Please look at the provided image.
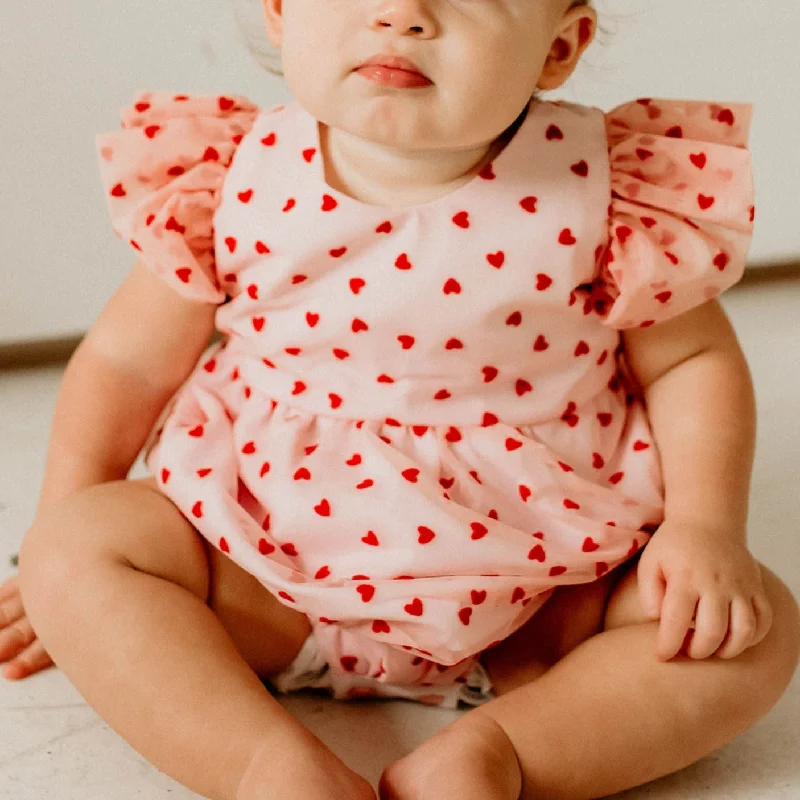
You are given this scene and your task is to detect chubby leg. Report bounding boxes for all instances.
[380,557,800,800]
[19,477,376,800]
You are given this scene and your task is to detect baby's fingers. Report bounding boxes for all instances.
[0,573,21,601]
[715,596,761,660]
[3,636,54,680]
[656,585,698,661]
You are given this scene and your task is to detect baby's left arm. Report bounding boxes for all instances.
[622,296,755,541]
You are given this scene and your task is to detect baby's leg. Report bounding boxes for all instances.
[18,478,375,800]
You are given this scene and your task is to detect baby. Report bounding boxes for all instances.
[3,0,800,798]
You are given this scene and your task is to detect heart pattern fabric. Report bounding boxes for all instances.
[93,91,754,705]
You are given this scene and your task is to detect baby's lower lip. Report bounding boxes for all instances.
[354,65,433,89]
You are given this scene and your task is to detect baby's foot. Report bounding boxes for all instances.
[378,711,522,800]
[237,727,377,800]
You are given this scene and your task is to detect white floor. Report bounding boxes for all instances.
[1,278,799,799]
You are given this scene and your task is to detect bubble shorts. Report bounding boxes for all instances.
[266,629,497,710]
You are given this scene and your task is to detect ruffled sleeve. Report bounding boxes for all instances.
[591,98,755,329]
[95,90,260,303]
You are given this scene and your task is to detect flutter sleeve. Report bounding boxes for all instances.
[95,90,260,303]
[591,98,755,329]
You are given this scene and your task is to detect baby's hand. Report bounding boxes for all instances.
[0,574,54,679]
[636,519,773,662]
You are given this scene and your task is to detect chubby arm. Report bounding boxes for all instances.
[621,298,756,543]
[34,259,217,516]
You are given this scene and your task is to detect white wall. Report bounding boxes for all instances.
[2,0,797,344]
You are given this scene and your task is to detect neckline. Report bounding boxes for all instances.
[298,99,540,213]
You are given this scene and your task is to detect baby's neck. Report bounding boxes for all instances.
[317,107,526,208]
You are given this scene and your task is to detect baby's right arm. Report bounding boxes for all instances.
[34,258,217,517]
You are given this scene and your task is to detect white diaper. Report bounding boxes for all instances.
[267,631,497,710]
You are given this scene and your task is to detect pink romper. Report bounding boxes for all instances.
[95,91,755,709]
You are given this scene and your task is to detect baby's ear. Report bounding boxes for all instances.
[261,0,283,48]
[537,6,596,91]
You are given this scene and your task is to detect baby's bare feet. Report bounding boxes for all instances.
[378,711,522,800]
[237,726,377,800]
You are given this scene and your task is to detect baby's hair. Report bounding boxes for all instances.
[231,0,599,80]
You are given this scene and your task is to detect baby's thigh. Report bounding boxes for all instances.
[129,476,313,680]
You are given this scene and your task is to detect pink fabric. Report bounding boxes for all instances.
[95,91,754,705]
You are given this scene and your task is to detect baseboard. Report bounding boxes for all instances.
[1,260,797,371]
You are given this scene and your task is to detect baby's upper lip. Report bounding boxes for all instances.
[357,53,428,78]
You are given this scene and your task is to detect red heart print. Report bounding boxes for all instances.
[329,246,347,258]
[302,147,316,162]
[247,284,259,300]
[357,584,375,602]
[564,498,581,510]
[690,152,707,170]
[445,427,462,442]
[340,656,358,672]
[518,484,531,502]
[571,160,589,177]
[717,108,735,125]
[482,366,498,382]
[582,537,600,552]
[376,220,392,233]
[188,425,204,437]
[283,198,295,212]
[520,196,538,213]
[478,162,495,180]
[315,565,331,579]
[161,468,171,483]
[482,412,498,426]
[445,338,463,349]
[506,311,522,327]
[352,318,368,333]
[597,412,613,427]
[470,590,487,605]
[633,440,650,451]
[191,501,203,518]
[487,251,505,268]
[536,273,553,291]
[470,522,488,540]
[238,189,253,203]
[372,619,391,633]
[398,335,415,349]
[697,194,715,210]
[434,389,451,400]
[305,312,319,327]
[443,278,461,294]
[533,333,550,353]
[321,194,337,211]
[280,543,298,556]
[609,472,624,484]
[241,441,256,455]
[418,526,436,544]
[143,125,161,139]
[404,598,424,616]
[592,453,605,469]
[395,253,412,270]
[402,468,420,483]
[511,587,526,603]
[616,225,633,245]
[452,211,470,228]
[329,393,342,409]
[356,479,373,489]
[292,381,306,395]
[258,538,275,555]
[458,607,473,626]
[549,566,567,576]
[314,499,331,516]
[714,252,730,270]
[362,531,379,546]
[203,146,220,162]
[439,476,455,489]
[252,317,265,332]
[346,454,362,466]
[546,124,564,141]
[655,291,672,304]
[559,228,577,246]
[574,340,590,356]
[377,374,395,383]
[175,268,192,283]
[505,438,522,451]
[515,379,533,396]
[528,544,545,562]
[218,535,228,551]
[350,277,366,294]
[261,132,276,146]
